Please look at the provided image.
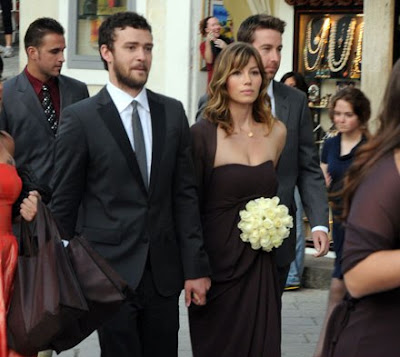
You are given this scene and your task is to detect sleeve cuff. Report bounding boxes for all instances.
[311,225,329,234]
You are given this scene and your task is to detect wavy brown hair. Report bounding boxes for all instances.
[203,42,274,135]
[341,59,400,219]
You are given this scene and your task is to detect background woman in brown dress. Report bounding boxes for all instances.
[322,58,400,357]
[189,42,287,357]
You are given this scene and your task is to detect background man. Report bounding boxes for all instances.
[50,12,211,357]
[0,17,89,190]
[237,14,329,292]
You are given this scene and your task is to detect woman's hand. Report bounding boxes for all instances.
[214,38,228,49]
[206,31,215,42]
[20,190,41,222]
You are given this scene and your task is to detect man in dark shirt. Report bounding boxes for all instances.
[0,17,89,190]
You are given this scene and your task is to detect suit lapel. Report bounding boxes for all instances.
[147,90,166,197]
[273,81,289,126]
[17,72,54,136]
[97,88,147,194]
[58,75,71,110]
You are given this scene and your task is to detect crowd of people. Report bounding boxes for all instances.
[0,8,399,357]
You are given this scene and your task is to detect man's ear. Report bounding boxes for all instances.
[100,44,113,65]
[26,46,39,61]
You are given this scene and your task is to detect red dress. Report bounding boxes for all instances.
[0,164,32,357]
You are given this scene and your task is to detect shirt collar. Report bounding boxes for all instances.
[267,80,274,100]
[24,66,58,95]
[106,81,150,114]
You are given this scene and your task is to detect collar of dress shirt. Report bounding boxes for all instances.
[267,80,276,117]
[24,66,58,96]
[106,81,150,115]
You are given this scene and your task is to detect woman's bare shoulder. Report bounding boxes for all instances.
[271,119,287,139]
[0,130,15,156]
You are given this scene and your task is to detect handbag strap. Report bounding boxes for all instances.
[36,201,63,248]
[20,201,62,252]
[18,219,37,257]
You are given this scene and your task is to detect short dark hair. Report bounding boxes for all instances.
[98,11,152,70]
[237,14,286,44]
[329,87,371,126]
[24,17,64,50]
[280,71,309,95]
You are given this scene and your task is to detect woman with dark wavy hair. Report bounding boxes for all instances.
[322,59,400,357]
[199,16,233,85]
[189,42,286,357]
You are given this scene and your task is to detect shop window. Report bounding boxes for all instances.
[68,0,135,69]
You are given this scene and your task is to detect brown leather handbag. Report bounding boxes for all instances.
[7,202,130,354]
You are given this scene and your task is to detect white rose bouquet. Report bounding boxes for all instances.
[238,196,293,252]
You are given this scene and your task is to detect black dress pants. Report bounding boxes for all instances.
[98,265,180,357]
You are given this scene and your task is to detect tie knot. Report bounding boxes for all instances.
[132,100,138,110]
[42,84,50,92]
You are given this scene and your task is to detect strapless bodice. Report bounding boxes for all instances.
[0,164,22,234]
[204,160,278,212]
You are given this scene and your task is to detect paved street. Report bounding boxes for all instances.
[56,288,329,357]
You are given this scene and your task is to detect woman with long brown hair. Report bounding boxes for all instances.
[322,59,400,357]
[189,42,286,357]
[314,87,371,357]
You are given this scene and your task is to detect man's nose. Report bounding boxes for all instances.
[59,51,65,63]
[136,47,146,61]
[270,50,280,62]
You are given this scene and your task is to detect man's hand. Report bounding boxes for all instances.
[184,277,211,307]
[20,190,40,221]
[312,230,329,257]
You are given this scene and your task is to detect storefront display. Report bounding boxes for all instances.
[292,6,363,149]
[296,12,364,80]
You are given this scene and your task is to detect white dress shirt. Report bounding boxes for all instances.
[268,80,328,234]
[106,82,153,184]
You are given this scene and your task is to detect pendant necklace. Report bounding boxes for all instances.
[239,125,255,138]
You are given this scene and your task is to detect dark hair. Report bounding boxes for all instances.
[329,87,371,129]
[98,11,152,70]
[24,17,64,50]
[237,14,286,43]
[341,59,400,219]
[204,42,274,135]
[199,16,214,37]
[280,71,308,95]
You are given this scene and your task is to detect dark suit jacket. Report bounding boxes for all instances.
[50,87,211,296]
[273,80,328,267]
[195,81,328,267]
[0,71,89,187]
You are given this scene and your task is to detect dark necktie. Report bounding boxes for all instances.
[41,84,58,134]
[132,101,148,187]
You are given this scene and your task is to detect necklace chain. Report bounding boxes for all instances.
[304,17,331,72]
[328,17,356,73]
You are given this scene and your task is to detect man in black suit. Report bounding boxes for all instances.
[50,12,211,357]
[237,15,329,292]
[0,17,89,189]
